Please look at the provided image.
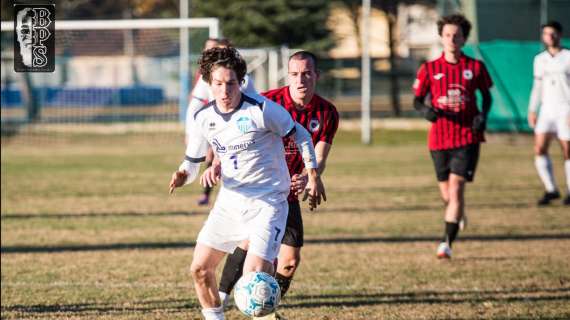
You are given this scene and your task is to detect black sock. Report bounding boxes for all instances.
[275,273,293,297]
[443,222,459,248]
[219,247,247,294]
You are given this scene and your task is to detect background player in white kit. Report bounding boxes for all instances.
[169,47,325,320]
[528,21,570,206]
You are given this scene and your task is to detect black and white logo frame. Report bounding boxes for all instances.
[14,3,55,72]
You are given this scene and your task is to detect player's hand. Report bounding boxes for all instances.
[169,170,188,194]
[528,112,537,129]
[290,173,308,197]
[424,107,440,122]
[472,114,487,133]
[200,162,221,188]
[302,170,326,211]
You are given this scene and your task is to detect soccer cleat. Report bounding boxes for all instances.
[459,215,467,231]
[197,194,210,206]
[537,191,560,206]
[564,195,570,206]
[436,242,452,259]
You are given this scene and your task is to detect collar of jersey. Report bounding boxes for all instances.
[439,51,466,66]
[212,93,246,122]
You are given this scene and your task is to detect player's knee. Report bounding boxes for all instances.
[440,193,450,204]
[534,144,548,155]
[190,262,213,283]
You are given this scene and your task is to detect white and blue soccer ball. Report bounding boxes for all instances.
[234,271,281,317]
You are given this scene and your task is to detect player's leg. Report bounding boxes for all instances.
[443,173,466,244]
[243,200,288,274]
[534,121,560,204]
[218,241,249,305]
[558,138,570,204]
[438,144,479,258]
[198,147,215,206]
[556,114,570,205]
[274,200,303,296]
[431,149,453,258]
[190,243,227,319]
[438,181,450,204]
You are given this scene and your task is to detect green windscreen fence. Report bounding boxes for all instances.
[463,39,570,132]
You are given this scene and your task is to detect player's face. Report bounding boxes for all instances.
[441,24,465,53]
[288,58,319,105]
[542,27,560,48]
[210,66,242,110]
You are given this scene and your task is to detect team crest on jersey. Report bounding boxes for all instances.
[309,118,320,132]
[434,73,445,80]
[209,122,216,130]
[463,70,473,80]
[236,116,253,133]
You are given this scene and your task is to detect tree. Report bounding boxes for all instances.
[191,0,334,52]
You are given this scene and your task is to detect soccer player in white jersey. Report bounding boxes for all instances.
[169,47,325,320]
[528,21,570,206]
[186,38,257,206]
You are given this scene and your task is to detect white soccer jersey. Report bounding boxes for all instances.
[185,93,296,203]
[186,74,257,136]
[528,48,570,115]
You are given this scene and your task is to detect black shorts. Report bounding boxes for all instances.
[281,200,304,247]
[430,143,480,182]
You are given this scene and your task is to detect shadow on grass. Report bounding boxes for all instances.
[0,200,538,221]
[1,210,209,220]
[3,287,568,317]
[282,286,570,310]
[1,299,198,315]
[2,234,570,254]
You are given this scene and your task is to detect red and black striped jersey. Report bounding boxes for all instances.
[413,52,493,150]
[262,86,339,202]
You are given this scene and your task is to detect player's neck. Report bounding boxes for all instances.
[546,45,561,56]
[291,95,313,110]
[443,50,461,64]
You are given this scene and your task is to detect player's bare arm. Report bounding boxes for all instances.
[303,168,326,211]
[291,141,332,196]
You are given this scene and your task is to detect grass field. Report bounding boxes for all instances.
[1,129,569,319]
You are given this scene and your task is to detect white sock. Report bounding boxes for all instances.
[201,306,224,320]
[564,160,570,195]
[535,155,557,192]
[219,291,229,307]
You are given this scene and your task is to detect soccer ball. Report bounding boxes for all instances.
[234,271,281,317]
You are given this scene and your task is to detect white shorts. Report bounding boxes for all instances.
[535,109,570,141]
[196,195,288,262]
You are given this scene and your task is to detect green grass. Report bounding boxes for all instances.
[2,129,570,319]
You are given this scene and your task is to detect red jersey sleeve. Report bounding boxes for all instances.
[318,107,339,144]
[476,61,493,91]
[413,63,430,97]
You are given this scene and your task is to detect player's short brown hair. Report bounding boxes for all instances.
[289,50,319,72]
[198,47,247,84]
[437,14,472,40]
[542,21,563,34]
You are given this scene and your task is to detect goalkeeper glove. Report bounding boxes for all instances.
[472,114,487,132]
[423,107,439,123]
